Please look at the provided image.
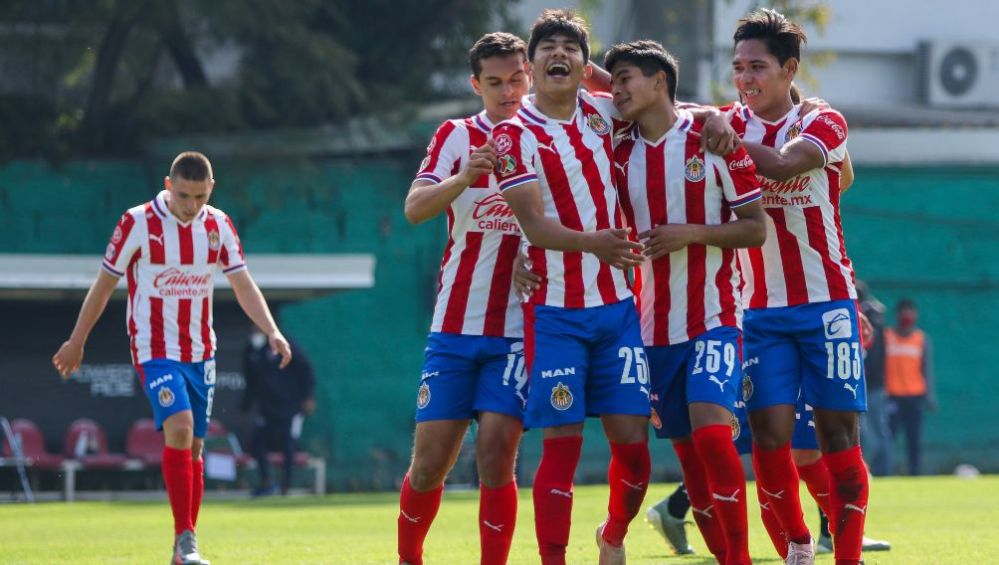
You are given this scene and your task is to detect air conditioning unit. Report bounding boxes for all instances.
[918,40,999,108]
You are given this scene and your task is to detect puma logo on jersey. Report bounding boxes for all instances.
[620,479,645,491]
[400,510,421,523]
[482,520,504,532]
[149,234,164,246]
[537,141,558,154]
[760,487,784,500]
[712,489,741,503]
[549,488,572,498]
[614,161,628,175]
[843,382,859,399]
[708,375,729,393]
[692,505,714,518]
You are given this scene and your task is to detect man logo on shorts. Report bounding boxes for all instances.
[550,382,573,411]
[158,387,175,408]
[822,308,853,340]
[742,375,754,402]
[417,382,431,409]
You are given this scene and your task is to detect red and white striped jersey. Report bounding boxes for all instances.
[101,191,245,365]
[492,91,632,309]
[413,111,523,337]
[615,113,762,346]
[728,102,856,309]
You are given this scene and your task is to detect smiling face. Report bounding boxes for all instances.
[531,33,589,100]
[611,61,665,122]
[471,53,530,122]
[732,38,796,118]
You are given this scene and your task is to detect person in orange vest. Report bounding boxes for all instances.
[885,298,937,475]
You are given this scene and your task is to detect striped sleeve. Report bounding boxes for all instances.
[218,212,247,275]
[101,211,142,277]
[717,145,762,207]
[492,121,538,192]
[800,109,848,166]
[413,120,466,185]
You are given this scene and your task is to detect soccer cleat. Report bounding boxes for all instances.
[784,538,815,565]
[644,503,694,554]
[172,530,210,565]
[815,534,833,554]
[595,522,627,565]
[862,535,891,551]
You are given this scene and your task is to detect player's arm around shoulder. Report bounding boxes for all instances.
[404,120,490,225]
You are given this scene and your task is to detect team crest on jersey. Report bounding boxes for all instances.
[494,133,513,155]
[417,382,431,409]
[550,382,573,411]
[497,154,517,177]
[207,230,221,251]
[111,226,123,244]
[426,136,437,155]
[785,122,802,142]
[731,415,741,440]
[684,155,706,182]
[105,243,116,261]
[157,387,175,408]
[418,155,431,172]
[742,375,754,402]
[586,113,610,135]
[650,407,663,430]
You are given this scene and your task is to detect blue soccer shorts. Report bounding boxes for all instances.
[523,298,650,429]
[414,333,527,423]
[647,326,743,440]
[137,358,216,438]
[732,392,819,454]
[742,299,867,413]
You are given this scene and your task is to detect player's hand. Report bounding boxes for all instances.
[701,113,740,155]
[585,228,644,270]
[302,397,317,415]
[269,332,292,369]
[859,311,874,347]
[513,251,543,302]
[461,140,498,185]
[639,224,700,260]
[799,96,830,116]
[53,339,85,380]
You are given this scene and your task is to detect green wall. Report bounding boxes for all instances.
[1,160,996,489]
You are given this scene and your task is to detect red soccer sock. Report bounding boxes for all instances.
[693,425,750,565]
[191,457,204,528]
[397,474,444,565]
[162,446,194,535]
[533,436,583,565]
[796,458,834,534]
[479,481,518,565]
[752,443,810,545]
[823,446,869,565]
[673,440,728,563]
[755,479,789,559]
[602,441,651,546]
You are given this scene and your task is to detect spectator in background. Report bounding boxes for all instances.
[885,298,936,475]
[857,280,893,476]
[242,328,316,495]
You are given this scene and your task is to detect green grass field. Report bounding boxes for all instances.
[1,476,995,564]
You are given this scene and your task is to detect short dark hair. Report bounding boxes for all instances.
[604,40,680,102]
[733,8,807,66]
[169,151,213,181]
[528,8,589,63]
[897,298,917,312]
[469,32,528,78]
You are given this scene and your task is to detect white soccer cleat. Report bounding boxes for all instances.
[172,530,209,565]
[644,503,694,554]
[595,522,627,565]
[862,535,891,551]
[784,537,815,565]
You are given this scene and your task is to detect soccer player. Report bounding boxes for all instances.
[727,9,869,564]
[605,40,767,565]
[492,9,652,565]
[52,151,291,565]
[397,32,530,565]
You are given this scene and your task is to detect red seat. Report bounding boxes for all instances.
[3,419,64,469]
[205,420,252,466]
[63,418,128,469]
[125,419,164,466]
